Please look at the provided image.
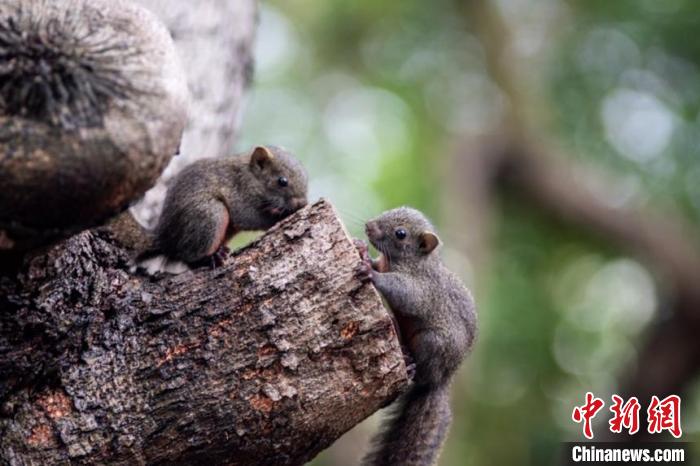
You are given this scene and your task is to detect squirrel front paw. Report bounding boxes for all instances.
[353,238,374,283]
[354,260,374,283]
[353,238,370,261]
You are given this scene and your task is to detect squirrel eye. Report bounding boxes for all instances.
[395,228,407,240]
[277,176,289,187]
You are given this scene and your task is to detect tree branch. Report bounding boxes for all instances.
[0,200,408,465]
[495,140,700,304]
[0,0,188,252]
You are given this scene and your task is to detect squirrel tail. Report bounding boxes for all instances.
[362,383,452,466]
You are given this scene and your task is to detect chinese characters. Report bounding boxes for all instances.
[571,393,681,439]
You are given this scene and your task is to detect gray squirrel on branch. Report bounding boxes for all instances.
[107,145,308,274]
[356,207,477,466]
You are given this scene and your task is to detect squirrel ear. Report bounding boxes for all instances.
[250,146,274,170]
[418,231,440,254]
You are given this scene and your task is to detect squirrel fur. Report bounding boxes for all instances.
[106,145,308,274]
[356,207,477,466]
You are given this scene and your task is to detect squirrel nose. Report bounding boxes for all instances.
[291,197,307,210]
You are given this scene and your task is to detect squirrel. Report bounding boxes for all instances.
[354,207,477,466]
[106,145,308,274]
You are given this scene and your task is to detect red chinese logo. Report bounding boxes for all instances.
[647,395,682,438]
[572,393,682,439]
[572,392,605,439]
[609,395,640,435]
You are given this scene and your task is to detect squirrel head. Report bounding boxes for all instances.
[248,145,308,225]
[365,207,440,264]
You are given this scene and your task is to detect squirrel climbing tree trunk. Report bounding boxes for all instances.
[0,200,409,465]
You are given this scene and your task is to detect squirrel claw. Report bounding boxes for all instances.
[354,239,375,281]
[401,351,416,380]
[211,246,231,268]
[355,261,373,283]
[353,238,370,261]
[353,238,367,250]
[405,361,417,381]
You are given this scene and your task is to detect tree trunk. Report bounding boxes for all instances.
[0,0,258,249]
[0,199,408,465]
[130,0,258,227]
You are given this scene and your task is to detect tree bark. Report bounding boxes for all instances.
[0,0,258,250]
[0,199,408,465]
[0,0,188,252]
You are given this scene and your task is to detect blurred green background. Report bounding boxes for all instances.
[236,0,700,464]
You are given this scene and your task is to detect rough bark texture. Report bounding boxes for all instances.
[0,0,188,251]
[0,0,258,249]
[0,199,408,465]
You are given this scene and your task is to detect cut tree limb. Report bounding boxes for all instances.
[0,199,408,465]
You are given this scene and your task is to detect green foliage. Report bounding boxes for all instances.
[239,0,700,464]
